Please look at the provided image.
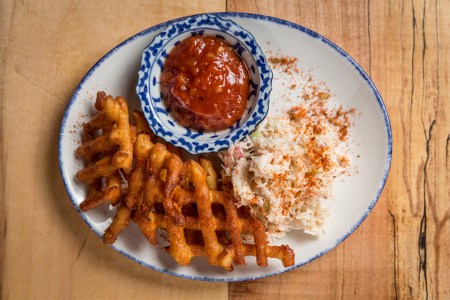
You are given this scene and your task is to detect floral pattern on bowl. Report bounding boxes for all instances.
[136,14,272,154]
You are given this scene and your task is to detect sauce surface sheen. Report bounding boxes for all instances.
[161,36,249,131]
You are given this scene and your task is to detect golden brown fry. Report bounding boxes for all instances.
[124,133,153,209]
[78,91,133,174]
[132,110,183,157]
[77,122,123,212]
[199,157,218,190]
[79,171,122,211]
[221,192,245,266]
[141,143,185,227]
[132,110,155,136]
[102,133,154,244]
[103,204,131,244]
[76,91,133,224]
[188,160,224,266]
[76,92,295,271]
[134,153,295,271]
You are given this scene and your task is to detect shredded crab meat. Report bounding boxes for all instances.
[220,103,353,242]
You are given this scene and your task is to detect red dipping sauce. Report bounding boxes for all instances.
[161,36,249,131]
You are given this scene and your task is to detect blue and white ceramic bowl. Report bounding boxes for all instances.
[136,14,272,154]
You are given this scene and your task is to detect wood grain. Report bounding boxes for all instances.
[0,1,227,299]
[1,0,448,299]
[227,0,449,299]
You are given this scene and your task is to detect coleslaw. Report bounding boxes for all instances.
[220,102,353,241]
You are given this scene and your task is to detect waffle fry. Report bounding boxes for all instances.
[76,91,135,211]
[103,133,152,244]
[132,110,182,157]
[77,129,123,212]
[132,139,295,271]
[76,91,134,177]
[75,92,295,271]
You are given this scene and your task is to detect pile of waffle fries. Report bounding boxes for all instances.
[75,91,294,271]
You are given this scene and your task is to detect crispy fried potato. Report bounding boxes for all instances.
[76,92,135,212]
[133,145,295,271]
[76,92,133,173]
[76,92,295,270]
[132,110,183,157]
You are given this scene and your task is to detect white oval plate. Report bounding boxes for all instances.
[59,13,392,282]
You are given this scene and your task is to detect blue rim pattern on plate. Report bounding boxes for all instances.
[59,12,392,282]
[136,14,272,154]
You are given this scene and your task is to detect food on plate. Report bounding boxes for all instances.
[75,92,295,270]
[131,109,183,157]
[221,82,355,241]
[161,35,249,131]
[76,91,135,212]
[132,139,294,270]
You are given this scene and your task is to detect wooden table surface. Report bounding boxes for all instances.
[1,0,448,299]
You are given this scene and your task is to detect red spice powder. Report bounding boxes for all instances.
[267,55,299,74]
[263,52,356,209]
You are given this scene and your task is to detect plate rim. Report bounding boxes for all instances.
[58,11,393,282]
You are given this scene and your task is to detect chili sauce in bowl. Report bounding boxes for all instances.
[137,14,272,154]
[161,35,250,131]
